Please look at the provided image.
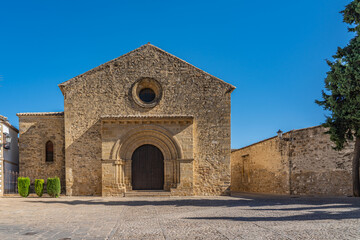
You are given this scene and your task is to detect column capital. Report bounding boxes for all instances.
[177,158,194,163]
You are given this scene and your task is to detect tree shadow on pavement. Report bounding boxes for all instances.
[24,195,360,221]
[186,208,360,222]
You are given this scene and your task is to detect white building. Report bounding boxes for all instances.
[0,115,19,195]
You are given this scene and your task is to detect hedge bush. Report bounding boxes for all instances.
[35,179,44,197]
[18,177,30,197]
[47,177,61,197]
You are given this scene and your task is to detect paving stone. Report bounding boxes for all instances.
[1,195,360,239]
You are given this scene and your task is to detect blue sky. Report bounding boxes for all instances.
[0,0,353,149]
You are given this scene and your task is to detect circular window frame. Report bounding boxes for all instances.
[132,78,162,108]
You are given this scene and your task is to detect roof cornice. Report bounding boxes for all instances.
[16,112,64,117]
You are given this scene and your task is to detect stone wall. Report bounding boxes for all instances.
[289,126,353,195]
[59,44,234,196]
[231,137,289,194]
[231,126,353,196]
[17,113,65,191]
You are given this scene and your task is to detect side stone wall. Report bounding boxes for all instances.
[289,126,353,195]
[18,114,65,191]
[231,137,289,194]
[231,126,353,196]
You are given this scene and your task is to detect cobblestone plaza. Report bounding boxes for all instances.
[1,195,360,239]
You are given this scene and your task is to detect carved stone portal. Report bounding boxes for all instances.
[101,116,194,196]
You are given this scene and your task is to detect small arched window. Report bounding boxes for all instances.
[46,141,54,162]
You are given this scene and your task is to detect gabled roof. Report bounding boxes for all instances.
[0,115,19,133]
[58,43,235,94]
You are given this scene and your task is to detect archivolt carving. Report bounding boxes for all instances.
[111,125,183,161]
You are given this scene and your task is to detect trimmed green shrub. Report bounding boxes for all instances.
[18,177,30,197]
[35,179,44,197]
[47,177,61,198]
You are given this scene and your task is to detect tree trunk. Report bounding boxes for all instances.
[353,137,360,197]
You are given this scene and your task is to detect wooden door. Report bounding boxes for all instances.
[131,144,164,190]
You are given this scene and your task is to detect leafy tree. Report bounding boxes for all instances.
[316,0,360,196]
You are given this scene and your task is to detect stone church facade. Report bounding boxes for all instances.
[17,44,235,196]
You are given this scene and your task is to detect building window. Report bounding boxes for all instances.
[139,88,156,103]
[132,78,162,108]
[3,133,11,150]
[46,141,54,162]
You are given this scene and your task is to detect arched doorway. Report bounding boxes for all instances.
[131,144,164,190]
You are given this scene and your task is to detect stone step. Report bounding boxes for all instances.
[124,190,171,197]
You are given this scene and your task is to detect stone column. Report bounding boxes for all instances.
[114,160,125,187]
[101,159,126,197]
[173,159,178,187]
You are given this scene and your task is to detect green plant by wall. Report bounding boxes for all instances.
[47,177,61,198]
[17,177,30,197]
[35,179,44,197]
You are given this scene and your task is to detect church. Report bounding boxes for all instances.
[17,44,235,196]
